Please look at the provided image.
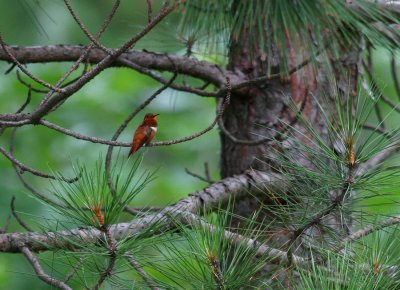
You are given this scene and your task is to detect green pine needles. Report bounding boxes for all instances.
[180,0,400,72]
[48,155,154,229]
[263,86,400,288]
[146,206,272,289]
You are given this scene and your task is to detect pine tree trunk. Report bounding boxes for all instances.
[220,2,361,285]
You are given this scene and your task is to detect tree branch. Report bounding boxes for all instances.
[339,215,400,248]
[0,170,280,253]
[0,1,180,124]
[11,196,33,232]
[126,255,160,290]
[19,244,72,290]
[0,45,230,90]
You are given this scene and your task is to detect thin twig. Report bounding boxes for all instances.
[218,89,308,145]
[15,83,32,113]
[391,52,400,101]
[63,0,116,54]
[149,76,231,147]
[0,32,65,93]
[337,215,400,251]
[365,45,385,129]
[357,139,400,177]
[9,128,65,207]
[362,123,391,138]
[19,244,72,290]
[218,118,270,145]
[93,226,117,290]
[0,145,78,182]
[118,56,216,97]
[185,168,213,183]
[42,75,227,154]
[362,59,400,114]
[204,162,212,182]
[126,255,159,290]
[0,215,11,234]
[39,0,120,107]
[11,196,33,232]
[63,258,83,283]
[146,0,153,23]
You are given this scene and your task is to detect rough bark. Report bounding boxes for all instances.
[221,0,362,262]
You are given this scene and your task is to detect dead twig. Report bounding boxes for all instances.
[19,243,72,290]
[11,196,33,232]
[126,255,159,290]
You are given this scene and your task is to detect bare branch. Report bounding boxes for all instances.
[38,74,226,150]
[0,45,229,92]
[11,196,33,232]
[0,215,11,234]
[218,117,270,145]
[126,255,159,290]
[357,140,400,177]
[39,119,131,146]
[38,0,120,107]
[146,0,154,23]
[0,33,65,93]
[148,76,231,147]
[365,43,385,129]
[391,52,400,100]
[19,244,72,290]
[337,215,400,251]
[0,145,78,182]
[63,258,83,283]
[362,59,400,114]
[9,128,65,207]
[63,0,117,54]
[362,123,388,136]
[185,168,213,184]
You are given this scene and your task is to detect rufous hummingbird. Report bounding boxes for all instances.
[128,113,159,156]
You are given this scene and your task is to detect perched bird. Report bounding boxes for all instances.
[128,113,159,156]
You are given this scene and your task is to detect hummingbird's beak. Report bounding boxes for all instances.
[154,114,160,117]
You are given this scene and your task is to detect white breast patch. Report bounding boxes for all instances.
[150,126,157,132]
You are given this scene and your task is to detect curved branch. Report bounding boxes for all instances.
[0,45,230,90]
[0,145,78,182]
[11,196,33,232]
[126,255,159,290]
[0,33,65,93]
[19,244,72,290]
[148,77,231,147]
[337,215,400,251]
[38,76,230,151]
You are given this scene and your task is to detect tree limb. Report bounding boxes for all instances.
[0,45,231,88]
[19,244,72,290]
[0,170,280,253]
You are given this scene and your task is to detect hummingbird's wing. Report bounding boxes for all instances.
[139,126,154,147]
[129,126,155,156]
